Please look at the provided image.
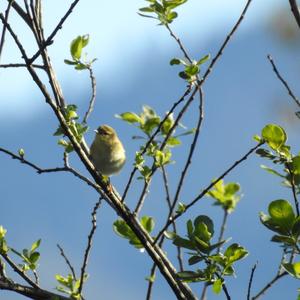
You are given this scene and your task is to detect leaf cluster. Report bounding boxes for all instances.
[54,104,89,153]
[165,215,248,293]
[116,105,195,181]
[206,180,241,213]
[113,216,155,249]
[170,54,210,83]
[10,239,41,272]
[64,35,96,70]
[139,0,188,25]
[55,273,87,299]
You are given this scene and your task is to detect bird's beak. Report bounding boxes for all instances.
[94,129,98,133]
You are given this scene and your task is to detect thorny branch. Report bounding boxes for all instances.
[83,65,97,124]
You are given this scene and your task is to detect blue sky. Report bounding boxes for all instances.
[1,1,300,300]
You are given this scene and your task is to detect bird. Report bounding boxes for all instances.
[90,125,126,176]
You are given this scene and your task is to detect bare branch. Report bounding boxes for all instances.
[78,198,102,296]
[286,162,300,216]
[57,244,77,281]
[83,65,97,124]
[165,23,192,63]
[29,0,81,63]
[0,278,70,300]
[0,63,45,69]
[0,1,13,62]
[251,271,287,300]
[247,262,258,300]
[289,0,300,29]
[267,54,300,108]
[200,0,253,86]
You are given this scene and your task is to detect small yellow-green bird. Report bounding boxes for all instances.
[90,125,126,176]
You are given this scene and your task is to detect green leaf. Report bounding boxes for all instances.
[166,136,181,146]
[177,271,202,280]
[70,36,83,60]
[173,236,195,250]
[212,279,222,294]
[224,243,248,263]
[187,219,194,238]
[197,54,210,65]
[170,58,181,65]
[142,117,161,135]
[53,126,65,136]
[161,113,174,135]
[260,212,289,235]
[31,239,41,252]
[113,219,133,239]
[194,215,214,238]
[18,148,25,157]
[0,226,7,239]
[282,262,300,279]
[194,222,211,243]
[268,199,295,231]
[291,156,300,175]
[116,112,142,124]
[261,124,287,151]
[194,236,210,253]
[253,134,262,142]
[260,165,285,178]
[176,202,186,214]
[185,64,199,76]
[75,63,88,70]
[188,255,203,265]
[164,231,176,239]
[271,235,295,245]
[64,59,77,65]
[140,216,155,234]
[292,217,300,237]
[29,252,40,266]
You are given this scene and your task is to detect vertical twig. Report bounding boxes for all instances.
[247,262,258,300]
[286,163,300,216]
[78,198,102,296]
[83,65,97,124]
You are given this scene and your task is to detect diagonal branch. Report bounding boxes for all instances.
[267,54,300,108]
[289,0,300,29]
[155,141,264,243]
[0,13,196,299]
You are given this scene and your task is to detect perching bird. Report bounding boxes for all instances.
[90,125,126,176]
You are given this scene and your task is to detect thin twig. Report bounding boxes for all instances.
[134,86,198,214]
[0,1,13,62]
[78,198,102,296]
[289,0,300,29]
[1,254,39,289]
[57,244,77,280]
[0,63,45,69]
[286,162,300,216]
[134,181,150,215]
[163,86,204,235]
[145,263,157,300]
[217,210,229,252]
[121,86,192,202]
[162,166,183,272]
[165,23,192,63]
[267,54,300,108]
[155,141,264,243]
[2,10,197,299]
[83,65,97,124]
[251,271,287,300]
[200,0,253,86]
[247,262,258,300]
[29,0,81,63]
